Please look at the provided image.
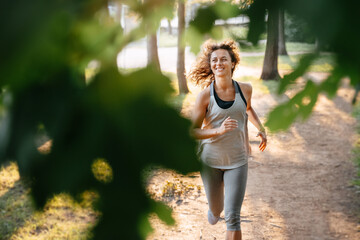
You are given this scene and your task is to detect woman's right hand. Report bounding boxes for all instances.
[218,117,238,135]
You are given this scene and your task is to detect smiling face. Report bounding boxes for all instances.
[210,49,235,79]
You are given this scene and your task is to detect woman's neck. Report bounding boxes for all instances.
[214,76,233,91]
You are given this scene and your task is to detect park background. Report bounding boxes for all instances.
[0,0,359,239]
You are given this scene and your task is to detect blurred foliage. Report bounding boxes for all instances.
[188,0,360,132]
[284,12,315,43]
[1,0,360,238]
[0,0,199,239]
[187,1,243,53]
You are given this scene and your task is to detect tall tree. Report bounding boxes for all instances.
[114,1,122,25]
[147,34,161,71]
[167,18,173,35]
[278,8,288,55]
[177,0,189,94]
[261,7,281,80]
[145,0,161,71]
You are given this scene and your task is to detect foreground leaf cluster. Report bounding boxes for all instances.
[0,1,199,239]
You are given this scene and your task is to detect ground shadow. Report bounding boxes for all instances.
[0,162,33,240]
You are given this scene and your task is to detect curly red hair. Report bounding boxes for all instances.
[187,39,241,88]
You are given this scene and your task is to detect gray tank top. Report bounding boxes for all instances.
[198,80,249,169]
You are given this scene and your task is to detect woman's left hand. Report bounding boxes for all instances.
[256,131,267,152]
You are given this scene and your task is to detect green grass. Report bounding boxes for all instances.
[0,162,99,240]
[0,162,32,240]
[352,103,360,187]
[235,75,279,95]
[237,42,317,53]
[279,53,335,72]
[241,53,335,72]
[285,42,316,52]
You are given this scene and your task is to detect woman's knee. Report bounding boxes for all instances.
[209,205,223,217]
[225,210,241,231]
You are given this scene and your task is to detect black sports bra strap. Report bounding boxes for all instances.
[234,81,247,107]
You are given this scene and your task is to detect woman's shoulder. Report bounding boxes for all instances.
[196,85,211,106]
[235,81,252,94]
[198,85,211,98]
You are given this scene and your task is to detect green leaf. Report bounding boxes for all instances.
[150,200,175,225]
[278,54,317,94]
[245,1,266,45]
[265,101,298,131]
[187,1,243,53]
[266,80,319,131]
[138,213,154,239]
[319,67,344,98]
[294,80,319,120]
[186,25,205,54]
[189,6,218,34]
[213,1,242,20]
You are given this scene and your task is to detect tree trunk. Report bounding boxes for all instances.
[315,37,323,52]
[177,0,189,94]
[147,34,161,71]
[115,2,122,24]
[261,7,281,80]
[167,18,172,35]
[144,0,160,71]
[278,8,288,56]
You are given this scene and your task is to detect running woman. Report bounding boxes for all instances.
[189,39,267,240]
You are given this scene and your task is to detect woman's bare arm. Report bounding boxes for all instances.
[240,82,267,151]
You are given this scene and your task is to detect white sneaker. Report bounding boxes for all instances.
[207,209,220,225]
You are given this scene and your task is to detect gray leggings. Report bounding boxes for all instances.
[200,163,248,231]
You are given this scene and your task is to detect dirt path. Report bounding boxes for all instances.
[146,77,360,239]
